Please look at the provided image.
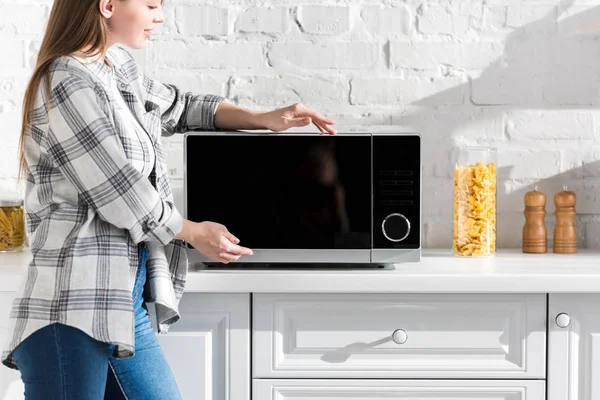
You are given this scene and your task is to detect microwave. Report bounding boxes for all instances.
[184,131,421,265]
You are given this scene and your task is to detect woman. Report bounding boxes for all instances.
[0,0,337,398]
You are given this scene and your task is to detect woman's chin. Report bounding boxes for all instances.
[121,38,148,50]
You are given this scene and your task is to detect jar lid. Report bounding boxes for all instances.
[456,145,497,152]
[0,199,24,207]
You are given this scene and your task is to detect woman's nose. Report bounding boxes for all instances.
[155,8,165,23]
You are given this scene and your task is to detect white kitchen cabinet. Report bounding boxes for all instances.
[148,293,250,400]
[253,293,546,379]
[0,293,23,400]
[253,379,546,399]
[548,294,600,400]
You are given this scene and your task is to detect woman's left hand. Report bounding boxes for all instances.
[260,103,337,135]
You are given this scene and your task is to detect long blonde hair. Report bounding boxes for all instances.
[17,0,110,181]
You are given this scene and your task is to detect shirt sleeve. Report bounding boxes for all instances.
[141,72,228,136]
[45,74,183,246]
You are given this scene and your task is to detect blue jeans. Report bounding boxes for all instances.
[12,244,182,400]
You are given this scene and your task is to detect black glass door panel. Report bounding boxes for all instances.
[185,134,371,249]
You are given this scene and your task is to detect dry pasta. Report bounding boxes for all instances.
[453,161,496,256]
[0,206,25,250]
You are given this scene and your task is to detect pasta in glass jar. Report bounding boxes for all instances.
[453,147,497,257]
[0,199,25,252]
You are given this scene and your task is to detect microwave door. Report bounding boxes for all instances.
[185,134,372,263]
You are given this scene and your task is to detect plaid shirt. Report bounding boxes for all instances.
[2,45,226,369]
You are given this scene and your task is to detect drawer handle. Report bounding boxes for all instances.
[556,313,571,328]
[392,329,408,344]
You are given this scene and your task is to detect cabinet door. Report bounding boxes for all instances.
[0,292,23,400]
[548,294,600,400]
[254,379,545,399]
[254,293,546,379]
[148,293,250,400]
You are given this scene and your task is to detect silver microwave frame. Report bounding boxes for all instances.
[182,131,421,265]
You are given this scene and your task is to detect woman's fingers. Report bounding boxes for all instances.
[212,229,253,264]
[315,120,337,135]
[229,243,253,255]
[313,120,326,134]
[308,112,336,135]
[221,235,253,256]
[218,252,241,263]
[291,104,336,134]
[296,104,335,125]
[217,243,253,264]
[309,111,336,127]
[224,231,240,244]
[283,116,312,128]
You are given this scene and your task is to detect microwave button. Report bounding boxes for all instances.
[382,213,411,242]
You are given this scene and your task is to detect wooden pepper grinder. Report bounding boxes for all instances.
[523,186,547,253]
[554,185,577,254]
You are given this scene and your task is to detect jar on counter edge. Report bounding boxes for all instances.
[452,146,497,257]
[0,199,26,252]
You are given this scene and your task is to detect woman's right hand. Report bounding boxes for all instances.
[176,219,253,263]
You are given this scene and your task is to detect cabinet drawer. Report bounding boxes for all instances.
[253,379,545,399]
[253,294,546,379]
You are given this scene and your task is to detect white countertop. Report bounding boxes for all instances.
[2,248,600,293]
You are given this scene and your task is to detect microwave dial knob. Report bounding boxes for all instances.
[382,213,411,242]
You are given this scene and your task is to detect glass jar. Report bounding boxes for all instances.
[0,199,26,252]
[453,147,497,257]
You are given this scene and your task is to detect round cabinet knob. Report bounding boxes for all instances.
[556,313,571,328]
[392,329,408,344]
[382,213,411,242]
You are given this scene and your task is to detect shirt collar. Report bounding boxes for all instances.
[72,49,117,86]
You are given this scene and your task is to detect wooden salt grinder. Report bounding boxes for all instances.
[554,186,577,254]
[523,186,547,253]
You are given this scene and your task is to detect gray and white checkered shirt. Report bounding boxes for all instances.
[2,45,226,369]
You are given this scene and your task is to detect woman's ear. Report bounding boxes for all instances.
[99,0,115,18]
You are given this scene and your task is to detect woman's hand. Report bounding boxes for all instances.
[177,220,253,264]
[260,103,337,135]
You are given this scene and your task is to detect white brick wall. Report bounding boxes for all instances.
[2,0,600,250]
